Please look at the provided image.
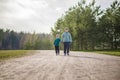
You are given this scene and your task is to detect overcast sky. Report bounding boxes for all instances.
[0,0,117,33]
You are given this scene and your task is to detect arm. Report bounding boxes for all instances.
[61,33,64,42]
[69,33,72,42]
[54,40,56,45]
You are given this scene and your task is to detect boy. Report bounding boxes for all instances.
[61,27,72,56]
[54,34,61,55]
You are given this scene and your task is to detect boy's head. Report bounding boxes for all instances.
[64,27,69,32]
[56,34,59,38]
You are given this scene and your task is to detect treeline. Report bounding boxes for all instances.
[0,29,53,50]
[52,0,120,50]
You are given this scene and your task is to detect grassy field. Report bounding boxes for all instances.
[82,50,120,56]
[94,51,120,56]
[0,50,34,61]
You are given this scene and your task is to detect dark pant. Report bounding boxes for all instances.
[55,46,59,55]
[64,42,70,55]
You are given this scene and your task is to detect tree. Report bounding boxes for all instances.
[0,29,4,49]
[52,0,103,50]
[98,0,120,49]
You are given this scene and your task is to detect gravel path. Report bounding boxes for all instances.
[0,50,120,80]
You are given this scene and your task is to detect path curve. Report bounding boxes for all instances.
[0,50,120,80]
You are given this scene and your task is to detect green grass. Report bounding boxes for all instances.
[81,50,120,56]
[94,51,120,56]
[0,50,34,61]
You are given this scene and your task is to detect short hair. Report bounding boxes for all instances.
[56,34,59,38]
[64,27,69,30]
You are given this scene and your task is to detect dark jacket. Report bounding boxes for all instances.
[54,38,61,46]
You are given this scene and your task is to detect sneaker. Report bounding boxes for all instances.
[67,53,69,56]
[56,53,58,56]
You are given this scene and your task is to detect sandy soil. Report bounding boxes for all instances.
[0,50,120,80]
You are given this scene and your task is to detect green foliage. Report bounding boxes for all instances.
[0,29,4,41]
[0,29,54,50]
[24,42,33,50]
[52,0,120,50]
[98,0,120,49]
[94,50,120,56]
[23,33,53,50]
[0,29,4,49]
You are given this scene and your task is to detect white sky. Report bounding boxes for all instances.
[0,0,117,33]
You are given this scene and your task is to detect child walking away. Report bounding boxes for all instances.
[61,27,72,56]
[54,34,61,56]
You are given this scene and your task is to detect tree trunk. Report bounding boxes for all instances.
[91,41,95,50]
[111,42,114,49]
[114,38,118,50]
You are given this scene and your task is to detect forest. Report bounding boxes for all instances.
[0,0,120,50]
[52,0,120,50]
[0,29,53,50]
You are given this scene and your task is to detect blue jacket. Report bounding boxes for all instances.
[61,32,72,42]
[54,38,61,46]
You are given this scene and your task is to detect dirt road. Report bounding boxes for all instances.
[0,50,120,80]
